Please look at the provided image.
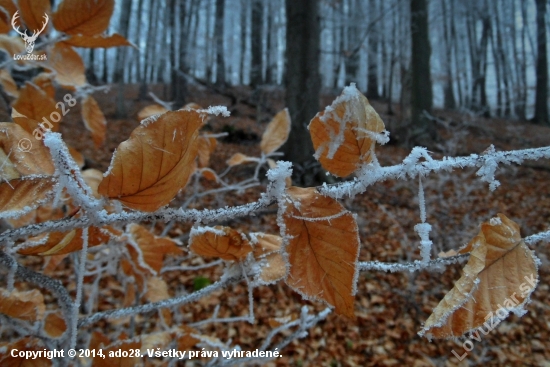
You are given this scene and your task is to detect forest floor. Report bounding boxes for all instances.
[19,82,550,366]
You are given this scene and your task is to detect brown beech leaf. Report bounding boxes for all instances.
[0,69,18,97]
[0,34,24,56]
[0,288,45,322]
[0,176,56,218]
[0,337,52,366]
[309,83,385,177]
[0,0,17,34]
[283,186,360,318]
[0,122,55,175]
[145,276,172,325]
[52,0,114,36]
[47,42,86,88]
[200,168,218,182]
[98,110,202,211]
[63,33,133,48]
[43,311,67,338]
[419,213,539,339]
[137,104,168,121]
[17,0,50,32]
[197,135,217,168]
[12,82,58,133]
[251,233,286,283]
[17,226,117,256]
[82,168,103,198]
[0,148,20,180]
[260,108,290,154]
[31,72,56,98]
[226,152,257,167]
[189,226,253,261]
[82,95,106,147]
[127,223,183,275]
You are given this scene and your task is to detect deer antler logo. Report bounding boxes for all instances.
[11,11,49,54]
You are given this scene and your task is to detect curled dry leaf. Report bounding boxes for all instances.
[419,213,539,339]
[0,122,54,175]
[226,152,257,167]
[0,69,18,97]
[200,168,218,182]
[127,223,183,275]
[0,288,45,322]
[197,135,217,168]
[309,83,385,177]
[52,0,114,36]
[43,311,67,338]
[98,110,202,211]
[17,0,50,32]
[12,82,58,133]
[251,233,286,283]
[63,33,133,48]
[47,42,86,88]
[136,104,168,121]
[260,108,290,154]
[283,186,360,318]
[82,95,106,147]
[17,226,118,256]
[189,226,253,261]
[0,176,56,219]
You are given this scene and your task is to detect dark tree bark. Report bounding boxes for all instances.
[366,0,379,99]
[409,0,434,145]
[534,0,549,125]
[170,0,187,107]
[240,0,249,85]
[250,0,263,87]
[215,0,226,86]
[282,0,320,177]
[114,0,132,118]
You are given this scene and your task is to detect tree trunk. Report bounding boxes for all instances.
[250,0,263,87]
[534,0,549,125]
[282,0,320,177]
[215,0,226,86]
[170,0,187,107]
[240,0,248,85]
[366,0,379,99]
[409,0,434,146]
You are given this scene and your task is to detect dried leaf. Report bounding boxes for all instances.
[127,223,183,274]
[200,168,218,182]
[283,186,360,317]
[0,122,55,175]
[43,311,67,338]
[17,226,116,256]
[0,0,17,34]
[189,226,253,261]
[47,42,86,88]
[419,214,539,339]
[0,34,24,56]
[98,110,202,212]
[0,69,18,97]
[31,72,55,98]
[260,108,291,154]
[0,147,20,180]
[52,0,114,36]
[226,152,256,167]
[197,135,217,168]
[63,33,133,48]
[0,288,45,321]
[145,277,172,325]
[309,84,385,177]
[137,104,168,121]
[0,176,56,218]
[17,0,50,32]
[82,168,103,198]
[81,95,106,147]
[12,82,58,133]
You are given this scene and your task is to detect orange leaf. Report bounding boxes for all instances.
[17,0,50,33]
[43,311,67,338]
[309,84,385,177]
[189,226,253,261]
[0,122,54,175]
[17,226,116,256]
[226,152,256,167]
[0,288,45,321]
[200,168,218,182]
[283,187,360,317]
[31,72,55,98]
[98,110,203,212]
[260,108,290,154]
[127,223,183,274]
[47,42,86,88]
[197,135,217,168]
[0,176,56,218]
[136,104,168,121]
[63,33,133,48]
[0,69,18,97]
[52,0,114,36]
[82,95,106,147]
[12,82,58,133]
[419,214,539,339]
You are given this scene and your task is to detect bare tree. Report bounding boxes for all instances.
[215,0,226,86]
[534,0,549,125]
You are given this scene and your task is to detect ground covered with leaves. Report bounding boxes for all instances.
[9,83,550,367]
